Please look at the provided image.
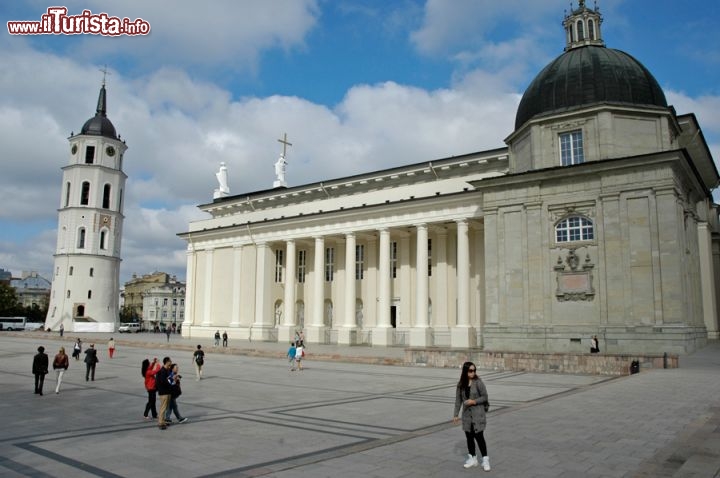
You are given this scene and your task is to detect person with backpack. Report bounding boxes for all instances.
[142,357,161,421]
[452,361,491,471]
[164,363,188,424]
[156,356,173,430]
[193,344,205,380]
[287,342,296,371]
[72,338,82,360]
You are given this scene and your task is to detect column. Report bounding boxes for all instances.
[279,240,296,342]
[306,236,327,343]
[373,228,393,345]
[230,245,242,327]
[251,243,273,340]
[699,222,719,339]
[339,233,358,344]
[201,249,213,326]
[182,249,195,337]
[410,224,432,346]
[452,219,476,347]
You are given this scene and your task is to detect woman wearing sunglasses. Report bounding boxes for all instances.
[452,361,491,471]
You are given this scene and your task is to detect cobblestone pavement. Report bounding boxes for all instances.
[0,332,718,477]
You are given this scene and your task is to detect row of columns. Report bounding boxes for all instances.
[189,220,475,347]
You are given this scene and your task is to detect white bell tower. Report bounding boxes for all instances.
[45,81,128,333]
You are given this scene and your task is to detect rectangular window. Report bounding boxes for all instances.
[173,298,177,305]
[275,249,284,283]
[297,249,307,283]
[560,130,584,166]
[180,298,185,306]
[325,247,335,282]
[355,244,364,280]
[163,298,168,306]
[428,238,432,277]
[390,241,398,279]
[85,146,95,164]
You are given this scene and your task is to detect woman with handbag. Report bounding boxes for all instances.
[452,361,491,471]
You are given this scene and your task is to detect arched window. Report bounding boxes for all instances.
[89,267,94,277]
[77,228,86,248]
[119,189,123,211]
[77,305,84,316]
[555,216,594,243]
[102,184,111,208]
[67,290,71,298]
[65,182,71,207]
[80,181,90,205]
[69,266,74,276]
[100,230,108,250]
[588,19,595,40]
[576,20,584,40]
[88,290,92,299]
[85,146,95,164]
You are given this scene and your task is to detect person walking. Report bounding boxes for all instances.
[214,330,221,347]
[453,361,491,471]
[294,342,304,371]
[590,335,600,353]
[72,338,82,360]
[142,357,161,421]
[222,331,228,347]
[287,342,296,371]
[59,323,64,337]
[156,357,173,430]
[108,337,116,359]
[193,345,205,380]
[52,346,69,394]
[165,327,171,342]
[164,363,188,424]
[83,344,99,381]
[32,346,49,395]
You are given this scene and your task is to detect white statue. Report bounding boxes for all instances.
[213,162,230,199]
[273,155,288,188]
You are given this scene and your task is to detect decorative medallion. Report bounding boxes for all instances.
[106,145,116,157]
[71,144,77,155]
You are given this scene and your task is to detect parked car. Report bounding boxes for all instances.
[118,323,141,333]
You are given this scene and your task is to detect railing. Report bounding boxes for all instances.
[391,330,409,346]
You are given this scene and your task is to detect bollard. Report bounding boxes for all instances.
[663,352,667,369]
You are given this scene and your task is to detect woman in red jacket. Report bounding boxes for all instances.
[142,357,162,420]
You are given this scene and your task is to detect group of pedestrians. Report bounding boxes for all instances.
[143,356,188,430]
[214,330,228,347]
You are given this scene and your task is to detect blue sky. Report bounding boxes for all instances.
[1,0,719,286]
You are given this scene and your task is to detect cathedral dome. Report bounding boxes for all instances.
[80,84,118,139]
[515,45,667,130]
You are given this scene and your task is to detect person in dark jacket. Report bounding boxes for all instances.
[156,356,173,430]
[452,361,491,471]
[83,344,99,381]
[32,346,49,395]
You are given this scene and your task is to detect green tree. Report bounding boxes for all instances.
[0,283,21,316]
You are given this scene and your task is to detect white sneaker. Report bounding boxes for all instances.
[481,456,491,471]
[463,454,478,468]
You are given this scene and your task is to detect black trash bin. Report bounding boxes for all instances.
[630,360,640,374]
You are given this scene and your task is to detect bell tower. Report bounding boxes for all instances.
[45,80,128,332]
[563,0,604,51]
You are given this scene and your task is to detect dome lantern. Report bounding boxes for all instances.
[563,0,604,51]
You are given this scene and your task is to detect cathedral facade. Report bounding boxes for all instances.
[180,3,720,354]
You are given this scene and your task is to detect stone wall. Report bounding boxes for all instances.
[405,347,678,376]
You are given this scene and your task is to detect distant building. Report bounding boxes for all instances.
[0,268,12,285]
[11,271,51,308]
[142,282,186,330]
[123,272,185,327]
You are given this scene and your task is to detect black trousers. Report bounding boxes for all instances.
[144,389,158,418]
[465,429,487,457]
[34,373,45,394]
[85,363,96,381]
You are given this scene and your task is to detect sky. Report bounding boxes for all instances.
[1,0,719,287]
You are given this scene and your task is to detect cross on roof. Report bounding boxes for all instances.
[277,133,292,157]
[99,65,112,86]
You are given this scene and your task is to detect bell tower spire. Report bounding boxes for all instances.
[563,0,604,51]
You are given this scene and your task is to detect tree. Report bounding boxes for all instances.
[0,283,22,317]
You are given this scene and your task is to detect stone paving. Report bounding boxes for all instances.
[0,332,718,477]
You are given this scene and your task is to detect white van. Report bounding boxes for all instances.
[118,323,141,333]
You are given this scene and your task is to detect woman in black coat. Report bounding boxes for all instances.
[32,346,49,395]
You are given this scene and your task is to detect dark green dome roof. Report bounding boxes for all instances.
[515,46,667,130]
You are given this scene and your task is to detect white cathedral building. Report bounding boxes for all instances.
[180,2,720,354]
[45,83,127,333]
